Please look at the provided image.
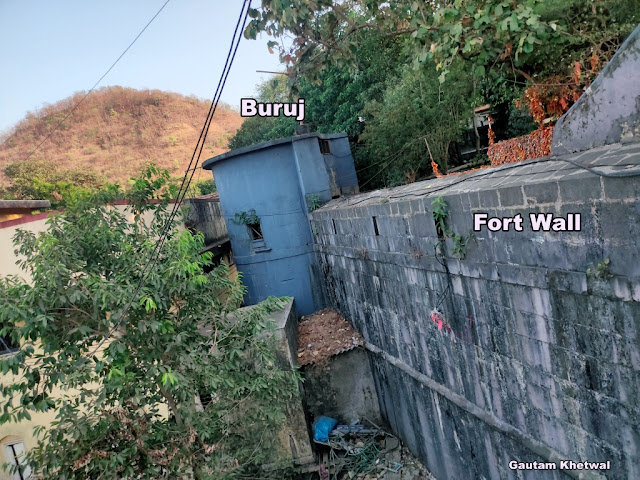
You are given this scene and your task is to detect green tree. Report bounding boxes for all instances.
[187,178,217,197]
[0,166,299,479]
[228,75,298,150]
[297,31,405,138]
[524,0,640,78]
[245,0,558,81]
[228,115,297,150]
[247,0,640,123]
[2,158,105,208]
[248,0,640,79]
[476,0,640,128]
[229,30,404,154]
[359,61,474,187]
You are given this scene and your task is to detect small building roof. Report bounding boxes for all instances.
[0,200,51,210]
[202,132,347,170]
[189,192,220,202]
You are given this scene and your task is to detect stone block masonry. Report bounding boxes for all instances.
[310,142,640,480]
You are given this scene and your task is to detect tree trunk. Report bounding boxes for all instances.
[473,80,481,156]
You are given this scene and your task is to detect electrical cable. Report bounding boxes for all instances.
[7,0,172,157]
[84,0,250,361]
[433,284,451,311]
[357,138,427,191]
[355,136,426,173]
[128,0,250,299]
[355,134,449,191]
[163,2,249,227]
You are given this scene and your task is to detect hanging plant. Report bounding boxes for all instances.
[232,209,259,225]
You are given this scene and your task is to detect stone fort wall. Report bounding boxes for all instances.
[310,141,640,479]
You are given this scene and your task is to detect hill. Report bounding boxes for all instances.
[0,86,243,187]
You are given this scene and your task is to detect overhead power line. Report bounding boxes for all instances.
[8,0,172,158]
[85,0,251,361]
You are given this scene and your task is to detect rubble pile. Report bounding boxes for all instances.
[314,423,434,480]
[297,309,364,366]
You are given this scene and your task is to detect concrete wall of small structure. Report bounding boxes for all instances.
[310,143,640,480]
[185,196,228,247]
[301,348,383,428]
[258,299,315,465]
[208,142,319,314]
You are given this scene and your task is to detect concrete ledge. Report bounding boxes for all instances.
[0,200,51,209]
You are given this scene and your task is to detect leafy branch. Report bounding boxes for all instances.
[232,209,260,225]
[431,195,472,260]
[306,194,322,212]
[0,167,299,478]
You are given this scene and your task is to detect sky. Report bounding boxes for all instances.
[0,0,284,134]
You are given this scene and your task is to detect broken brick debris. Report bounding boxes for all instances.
[296,308,364,366]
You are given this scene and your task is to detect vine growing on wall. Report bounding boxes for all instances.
[431,195,471,260]
[232,209,259,225]
[306,194,322,212]
[427,195,477,343]
[452,234,469,260]
[587,258,613,279]
[431,196,450,239]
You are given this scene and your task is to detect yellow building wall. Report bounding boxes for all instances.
[0,214,23,223]
[0,209,41,223]
[0,342,115,480]
[0,215,50,282]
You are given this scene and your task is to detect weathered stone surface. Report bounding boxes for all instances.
[255,299,315,464]
[311,141,640,479]
[301,348,382,426]
[552,25,640,155]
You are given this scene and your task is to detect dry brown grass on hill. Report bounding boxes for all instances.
[0,86,243,186]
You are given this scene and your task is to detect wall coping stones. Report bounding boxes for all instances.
[315,142,640,212]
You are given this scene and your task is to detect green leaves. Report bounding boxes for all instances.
[160,370,177,387]
[2,158,105,208]
[143,297,156,312]
[244,0,576,89]
[0,166,299,478]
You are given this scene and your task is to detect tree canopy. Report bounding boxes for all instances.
[230,0,640,189]
[246,0,640,82]
[1,158,105,208]
[0,166,298,479]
